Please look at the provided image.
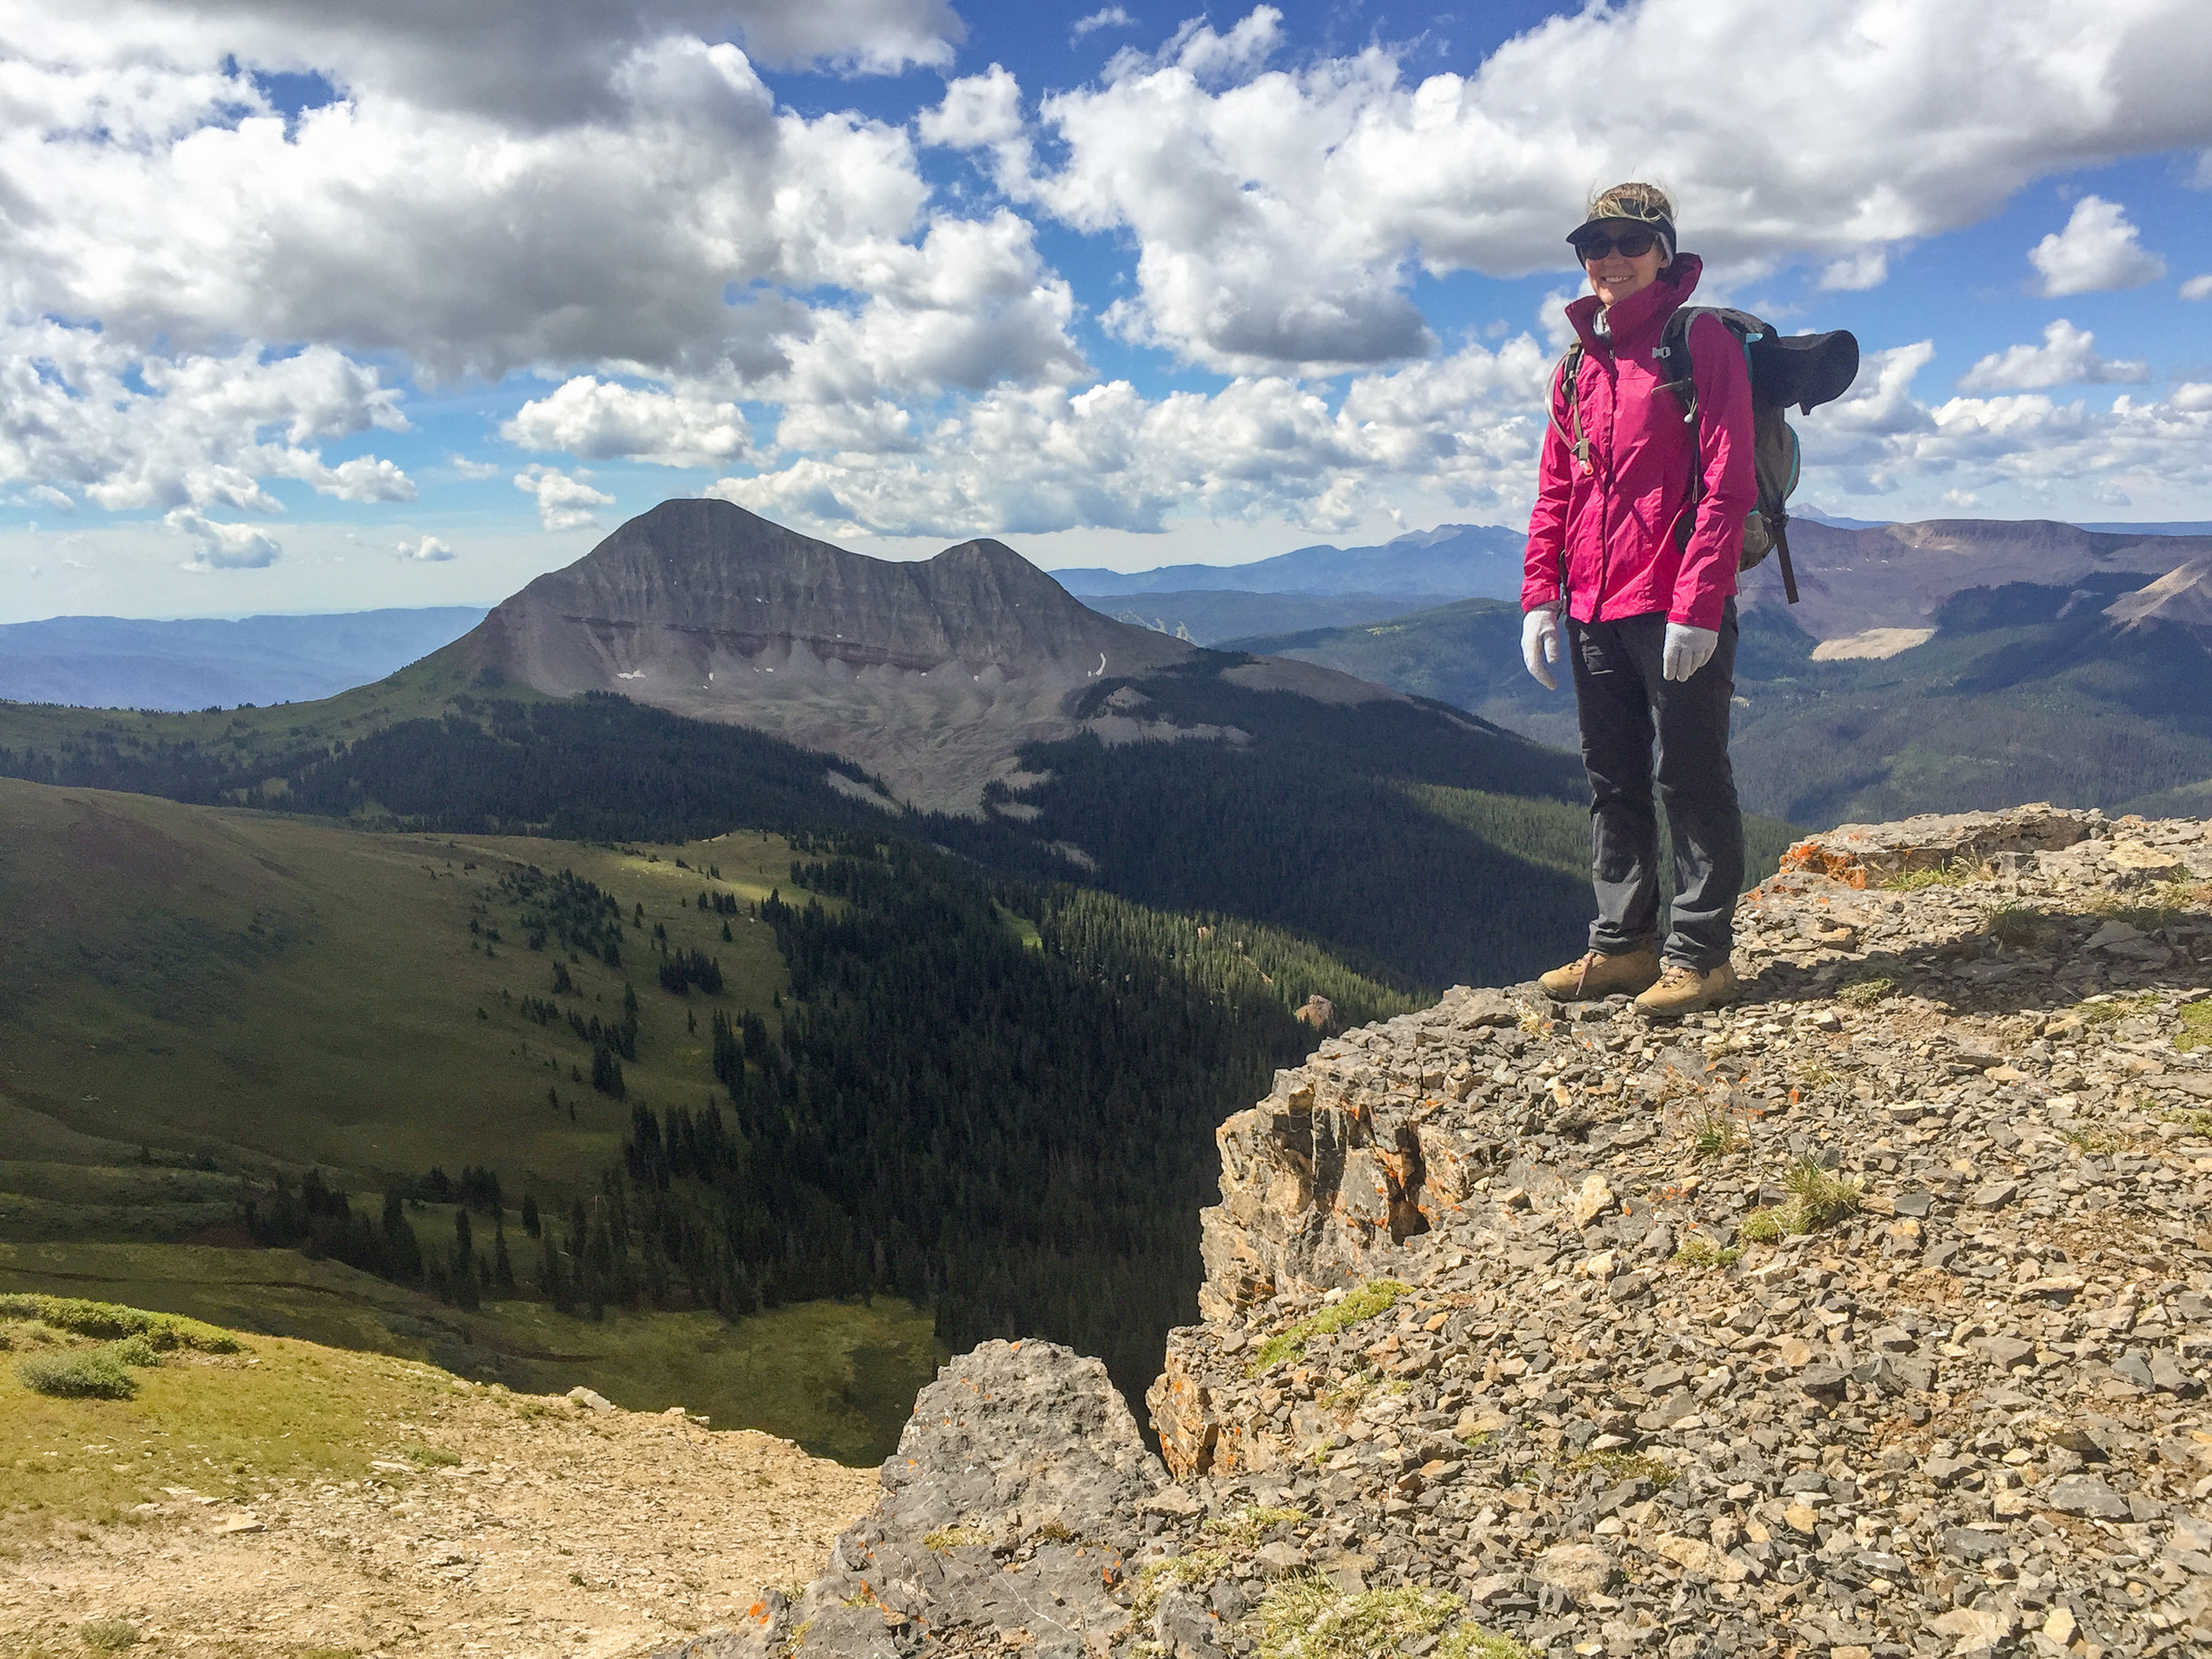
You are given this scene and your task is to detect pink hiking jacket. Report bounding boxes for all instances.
[1521,254,1755,633]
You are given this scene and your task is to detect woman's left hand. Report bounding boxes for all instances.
[1662,623,1718,682]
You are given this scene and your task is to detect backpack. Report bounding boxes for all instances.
[1560,308,1859,604]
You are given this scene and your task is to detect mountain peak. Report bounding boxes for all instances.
[450,500,1196,811]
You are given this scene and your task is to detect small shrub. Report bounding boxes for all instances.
[1671,1240,1742,1271]
[1248,1279,1412,1375]
[0,1294,239,1354]
[1739,1209,1785,1245]
[2162,1107,2212,1136]
[396,1442,461,1468]
[17,1348,138,1400]
[1690,1103,1743,1159]
[111,1335,162,1368]
[1784,1157,1863,1231]
[80,1619,139,1651]
[1836,976,1894,1008]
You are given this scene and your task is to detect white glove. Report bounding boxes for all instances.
[1663,622,1719,682]
[1521,604,1562,690]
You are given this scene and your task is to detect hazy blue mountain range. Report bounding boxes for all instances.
[1051,522,1526,599]
[1079,588,1457,646]
[0,607,488,710]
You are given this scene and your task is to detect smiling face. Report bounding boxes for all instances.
[1580,221,1670,311]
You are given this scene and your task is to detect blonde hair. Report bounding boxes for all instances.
[1586,180,1675,227]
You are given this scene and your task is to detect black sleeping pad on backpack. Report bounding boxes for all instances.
[1746,328,1859,416]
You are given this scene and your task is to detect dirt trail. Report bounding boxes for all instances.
[1,1387,877,1658]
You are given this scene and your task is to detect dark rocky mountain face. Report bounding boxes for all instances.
[452,499,1229,811]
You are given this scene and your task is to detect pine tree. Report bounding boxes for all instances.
[450,1209,479,1309]
[493,1218,515,1294]
[521,1192,541,1238]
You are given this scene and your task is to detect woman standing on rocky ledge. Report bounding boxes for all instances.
[1521,180,1755,1020]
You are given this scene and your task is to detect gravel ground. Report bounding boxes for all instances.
[2,1383,875,1658]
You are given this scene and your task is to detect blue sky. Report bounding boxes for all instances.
[2,0,2208,619]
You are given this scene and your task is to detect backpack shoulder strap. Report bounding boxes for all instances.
[1553,343,1592,475]
[1655,306,1705,426]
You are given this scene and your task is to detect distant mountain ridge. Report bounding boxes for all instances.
[0,607,487,710]
[1744,518,2212,642]
[1051,522,1526,599]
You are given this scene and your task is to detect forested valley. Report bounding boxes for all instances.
[223,836,1415,1409]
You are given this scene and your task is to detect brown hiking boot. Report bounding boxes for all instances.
[1538,947,1661,1002]
[1634,961,1740,1018]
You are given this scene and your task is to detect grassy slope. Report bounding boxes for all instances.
[2,1304,436,1546]
[0,778,790,1187]
[0,781,959,1461]
[0,1249,937,1466]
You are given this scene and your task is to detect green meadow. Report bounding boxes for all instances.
[0,778,793,1187]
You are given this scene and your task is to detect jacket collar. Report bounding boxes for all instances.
[1566,252,1704,356]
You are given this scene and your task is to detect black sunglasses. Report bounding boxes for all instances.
[1573,228,1660,260]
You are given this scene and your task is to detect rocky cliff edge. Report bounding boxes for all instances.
[672,804,2212,1659]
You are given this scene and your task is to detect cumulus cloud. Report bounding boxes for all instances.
[515,465,616,531]
[397,534,457,562]
[1957,320,2149,393]
[0,322,412,515]
[16,1,965,126]
[994,1,2212,373]
[713,333,1553,539]
[2183,275,2212,302]
[2029,196,2167,296]
[167,510,283,571]
[449,454,503,480]
[0,20,1079,392]
[1797,346,2212,504]
[505,380,753,467]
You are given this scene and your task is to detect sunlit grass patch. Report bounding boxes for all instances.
[922,1525,989,1553]
[1836,976,1894,1009]
[1671,1240,1742,1271]
[1249,1574,1525,1659]
[1563,1448,1672,1485]
[1204,1505,1306,1547]
[1882,857,1978,892]
[1247,1280,1412,1377]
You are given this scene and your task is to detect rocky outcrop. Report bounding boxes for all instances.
[666,1341,1177,1659]
[683,804,2212,1659]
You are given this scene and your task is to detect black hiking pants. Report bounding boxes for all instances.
[1567,603,1744,972]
